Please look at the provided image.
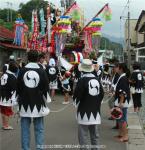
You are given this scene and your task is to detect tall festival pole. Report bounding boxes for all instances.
[47,3,51,44]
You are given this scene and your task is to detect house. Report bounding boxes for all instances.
[0,26,26,70]
[124,19,137,63]
[135,10,145,48]
[134,10,145,70]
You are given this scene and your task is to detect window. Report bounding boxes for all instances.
[138,49,145,56]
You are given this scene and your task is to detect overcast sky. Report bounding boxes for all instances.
[1,0,145,38]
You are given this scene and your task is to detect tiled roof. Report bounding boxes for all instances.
[0,42,26,50]
[0,26,14,39]
[135,10,145,31]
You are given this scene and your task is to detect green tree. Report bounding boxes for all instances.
[0,19,14,31]
[18,0,49,22]
[0,9,17,22]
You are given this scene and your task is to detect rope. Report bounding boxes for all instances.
[50,102,73,113]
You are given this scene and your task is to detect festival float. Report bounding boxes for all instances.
[25,1,111,69]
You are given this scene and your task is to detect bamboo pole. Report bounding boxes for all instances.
[80,3,108,34]
[51,1,77,30]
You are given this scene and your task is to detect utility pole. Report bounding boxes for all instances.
[10,2,13,22]
[6,2,10,22]
[127,0,131,68]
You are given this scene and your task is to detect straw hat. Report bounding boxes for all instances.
[49,58,56,66]
[78,59,94,72]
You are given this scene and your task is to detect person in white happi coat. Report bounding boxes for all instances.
[0,61,18,130]
[130,62,144,112]
[73,59,104,150]
[46,58,59,101]
[17,50,51,150]
[114,63,130,142]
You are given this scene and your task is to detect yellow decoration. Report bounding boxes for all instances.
[90,21,103,27]
[92,32,102,36]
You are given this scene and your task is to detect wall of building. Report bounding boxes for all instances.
[125,19,137,51]
[136,15,145,45]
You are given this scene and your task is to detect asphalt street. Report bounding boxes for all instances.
[0,95,126,150]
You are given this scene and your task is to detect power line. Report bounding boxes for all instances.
[120,0,129,18]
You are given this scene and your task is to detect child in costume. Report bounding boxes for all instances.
[101,64,111,92]
[60,70,71,105]
[0,61,18,130]
[46,58,59,101]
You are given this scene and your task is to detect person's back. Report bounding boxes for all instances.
[17,63,50,117]
[74,72,104,124]
[0,61,18,130]
[17,50,51,150]
[130,62,144,112]
[73,59,104,149]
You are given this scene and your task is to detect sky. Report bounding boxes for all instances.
[1,0,145,38]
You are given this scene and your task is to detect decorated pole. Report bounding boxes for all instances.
[39,8,46,36]
[51,1,77,30]
[50,1,77,54]
[81,3,109,33]
[47,3,51,44]
[80,3,112,58]
[28,10,39,50]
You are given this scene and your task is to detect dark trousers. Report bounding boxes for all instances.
[132,93,142,108]
[78,124,100,150]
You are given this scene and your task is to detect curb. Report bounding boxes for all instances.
[126,107,145,150]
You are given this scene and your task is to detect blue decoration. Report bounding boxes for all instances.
[13,17,24,46]
[92,18,101,21]
[60,16,71,19]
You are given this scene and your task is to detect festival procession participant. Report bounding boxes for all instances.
[101,64,111,92]
[0,61,18,130]
[73,59,104,149]
[130,62,144,112]
[9,55,15,62]
[2,55,16,74]
[60,70,71,105]
[38,52,46,70]
[114,63,130,142]
[17,50,51,150]
[107,64,119,116]
[108,63,120,130]
[46,58,59,101]
[92,59,102,81]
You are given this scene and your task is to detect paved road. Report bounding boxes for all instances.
[0,95,126,150]
[139,90,145,131]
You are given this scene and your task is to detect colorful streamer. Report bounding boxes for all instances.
[13,14,25,46]
[102,5,112,21]
[84,17,103,52]
[39,8,46,36]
